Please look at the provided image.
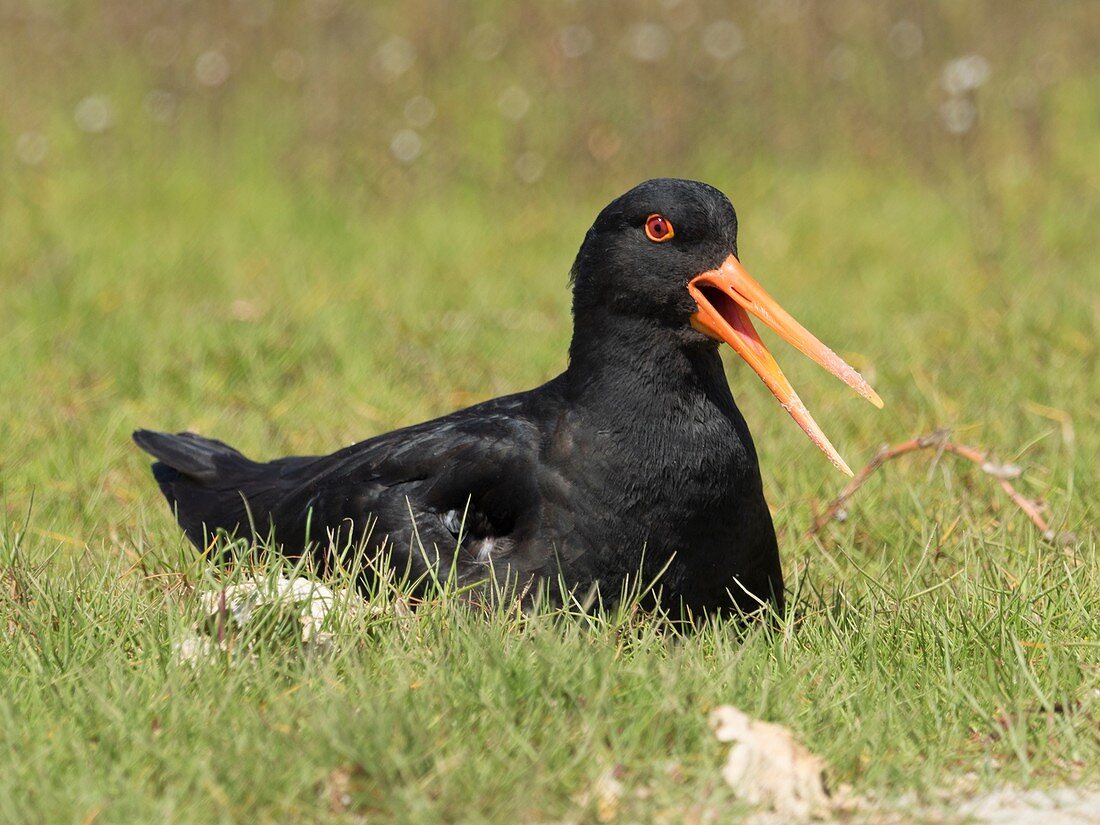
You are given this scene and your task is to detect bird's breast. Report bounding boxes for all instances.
[543,393,758,547]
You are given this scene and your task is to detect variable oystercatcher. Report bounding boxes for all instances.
[134,179,881,618]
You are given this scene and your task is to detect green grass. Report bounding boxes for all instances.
[1,1,1098,821]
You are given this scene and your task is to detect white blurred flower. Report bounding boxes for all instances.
[74,96,113,133]
[757,0,807,24]
[940,97,977,134]
[1033,51,1064,86]
[888,20,923,60]
[587,126,621,161]
[15,131,48,165]
[195,50,231,87]
[626,22,671,63]
[232,0,273,27]
[497,85,530,120]
[702,20,744,61]
[467,23,505,61]
[306,0,340,20]
[559,25,594,59]
[375,36,416,80]
[142,26,180,68]
[941,54,990,95]
[144,89,177,123]
[404,95,436,128]
[390,128,422,163]
[824,46,856,82]
[667,0,700,31]
[515,151,545,183]
[272,48,305,82]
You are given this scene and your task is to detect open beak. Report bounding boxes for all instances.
[688,254,883,476]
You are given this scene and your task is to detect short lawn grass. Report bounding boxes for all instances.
[1,2,1097,822]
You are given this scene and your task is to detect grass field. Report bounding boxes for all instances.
[1,1,1097,822]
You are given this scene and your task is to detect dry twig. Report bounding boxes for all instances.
[808,429,1052,538]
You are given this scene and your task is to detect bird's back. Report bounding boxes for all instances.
[134,386,554,585]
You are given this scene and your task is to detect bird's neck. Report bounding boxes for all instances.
[565,312,733,414]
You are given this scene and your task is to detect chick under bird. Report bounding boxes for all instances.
[134,179,881,619]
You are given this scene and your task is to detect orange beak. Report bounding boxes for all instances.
[688,254,883,476]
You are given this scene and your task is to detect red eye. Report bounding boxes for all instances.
[644,213,674,242]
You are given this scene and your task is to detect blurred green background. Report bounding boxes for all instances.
[0,0,1096,547]
[1,3,1099,820]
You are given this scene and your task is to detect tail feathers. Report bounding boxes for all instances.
[132,429,289,550]
[132,429,251,483]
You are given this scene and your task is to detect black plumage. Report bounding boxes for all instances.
[135,179,880,619]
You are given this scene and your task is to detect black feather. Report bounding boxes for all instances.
[133,179,786,619]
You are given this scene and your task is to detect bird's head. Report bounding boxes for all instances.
[570,178,882,475]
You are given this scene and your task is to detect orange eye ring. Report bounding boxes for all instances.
[644,213,675,243]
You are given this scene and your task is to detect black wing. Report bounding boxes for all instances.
[136,392,552,584]
[270,395,547,576]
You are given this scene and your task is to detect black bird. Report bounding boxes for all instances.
[134,179,881,619]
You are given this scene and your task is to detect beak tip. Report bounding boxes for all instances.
[694,257,879,475]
